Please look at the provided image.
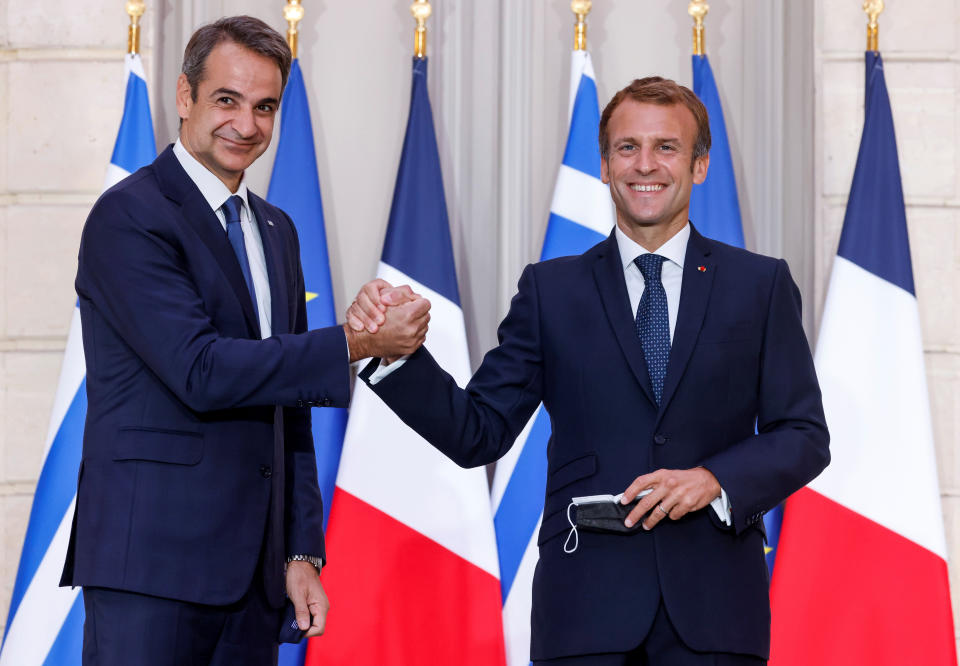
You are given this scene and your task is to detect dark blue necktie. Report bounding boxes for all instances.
[222,195,259,325]
[634,254,670,405]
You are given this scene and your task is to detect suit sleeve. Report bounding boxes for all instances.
[700,259,830,533]
[281,212,326,563]
[359,264,546,468]
[77,188,350,413]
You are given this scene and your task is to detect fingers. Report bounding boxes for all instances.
[290,588,311,632]
[622,467,722,530]
[381,285,418,306]
[353,289,386,333]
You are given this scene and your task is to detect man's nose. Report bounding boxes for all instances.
[634,146,657,174]
[231,106,257,138]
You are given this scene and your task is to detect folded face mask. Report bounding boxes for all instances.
[563,490,652,554]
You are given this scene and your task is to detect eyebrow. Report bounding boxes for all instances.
[210,88,279,106]
[616,135,683,145]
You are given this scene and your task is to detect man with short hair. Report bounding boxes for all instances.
[351,77,830,665]
[61,16,429,665]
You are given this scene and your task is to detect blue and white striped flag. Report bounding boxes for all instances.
[490,50,614,666]
[0,53,155,666]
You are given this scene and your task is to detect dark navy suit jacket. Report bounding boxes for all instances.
[362,226,829,660]
[60,146,349,608]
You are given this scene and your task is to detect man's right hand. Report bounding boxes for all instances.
[343,280,430,362]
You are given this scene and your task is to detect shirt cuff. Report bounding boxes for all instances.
[367,355,409,384]
[709,488,732,526]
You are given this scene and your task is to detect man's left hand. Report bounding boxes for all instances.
[620,467,721,530]
[285,560,329,637]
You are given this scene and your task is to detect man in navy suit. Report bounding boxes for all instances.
[60,16,429,666]
[349,78,829,664]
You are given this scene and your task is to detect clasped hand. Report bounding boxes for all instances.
[342,279,431,362]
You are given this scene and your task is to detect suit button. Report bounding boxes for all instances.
[260,465,272,479]
[653,434,667,445]
[296,400,305,408]
[320,398,332,407]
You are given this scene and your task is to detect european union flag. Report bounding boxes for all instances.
[267,59,346,666]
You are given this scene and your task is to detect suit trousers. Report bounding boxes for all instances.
[533,600,767,666]
[81,570,281,666]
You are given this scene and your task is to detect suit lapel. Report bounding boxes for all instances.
[592,233,658,407]
[154,147,261,337]
[249,195,290,336]
[658,225,715,418]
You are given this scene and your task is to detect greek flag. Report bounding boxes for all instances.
[490,50,614,666]
[0,54,155,666]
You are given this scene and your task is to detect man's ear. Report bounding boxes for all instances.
[692,153,710,185]
[175,73,192,123]
[600,155,610,184]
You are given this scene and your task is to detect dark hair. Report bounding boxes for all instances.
[181,16,292,101]
[599,77,711,161]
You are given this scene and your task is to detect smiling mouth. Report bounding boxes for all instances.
[629,184,664,192]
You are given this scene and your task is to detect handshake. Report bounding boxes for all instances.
[341,279,431,363]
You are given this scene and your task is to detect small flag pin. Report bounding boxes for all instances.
[697,265,707,272]
[267,219,275,227]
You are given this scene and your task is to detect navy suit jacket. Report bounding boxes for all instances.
[362,226,829,660]
[60,146,350,608]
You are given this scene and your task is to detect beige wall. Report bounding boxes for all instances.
[0,0,957,652]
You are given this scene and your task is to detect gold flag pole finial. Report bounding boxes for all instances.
[688,0,709,56]
[126,0,145,55]
[863,0,884,52]
[284,1,305,59]
[571,1,592,52]
[411,0,432,59]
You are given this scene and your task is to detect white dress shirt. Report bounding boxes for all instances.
[173,140,272,338]
[615,222,731,525]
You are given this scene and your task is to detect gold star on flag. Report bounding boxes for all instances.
[305,291,318,303]
[764,546,773,555]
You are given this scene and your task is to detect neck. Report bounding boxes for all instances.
[617,216,688,252]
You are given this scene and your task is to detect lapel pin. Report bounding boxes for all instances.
[697,265,707,272]
[267,219,275,227]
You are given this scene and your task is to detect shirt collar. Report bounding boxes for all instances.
[173,138,250,215]
[616,222,690,272]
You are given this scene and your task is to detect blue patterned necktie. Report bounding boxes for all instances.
[222,195,260,325]
[634,254,670,405]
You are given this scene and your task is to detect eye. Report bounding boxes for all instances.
[256,104,276,113]
[658,143,677,152]
[617,143,636,153]
[217,96,234,106]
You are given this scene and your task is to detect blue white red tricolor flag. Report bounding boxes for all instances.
[267,58,346,666]
[490,50,614,666]
[0,53,156,666]
[688,54,785,573]
[305,57,505,665]
[769,52,956,665]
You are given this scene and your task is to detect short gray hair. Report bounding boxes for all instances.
[181,16,292,101]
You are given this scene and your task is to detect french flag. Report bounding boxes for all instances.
[769,52,956,665]
[305,57,505,665]
[0,53,155,666]
[491,50,613,666]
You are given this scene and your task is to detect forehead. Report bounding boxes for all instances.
[608,100,698,143]
[198,41,282,97]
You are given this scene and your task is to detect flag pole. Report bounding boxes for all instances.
[126,0,145,55]
[411,0,431,59]
[571,0,591,51]
[688,0,708,56]
[284,0,304,58]
[864,0,884,52]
